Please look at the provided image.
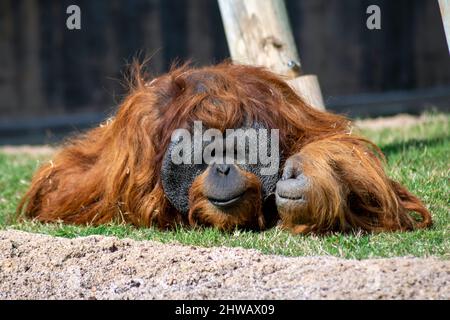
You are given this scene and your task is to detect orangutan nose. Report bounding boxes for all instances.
[216,164,231,176]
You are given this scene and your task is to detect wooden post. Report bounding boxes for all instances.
[438,0,450,54]
[218,0,325,109]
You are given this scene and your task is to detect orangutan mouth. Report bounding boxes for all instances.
[208,191,246,208]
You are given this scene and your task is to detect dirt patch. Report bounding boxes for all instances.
[0,145,56,156]
[354,113,446,130]
[0,230,448,300]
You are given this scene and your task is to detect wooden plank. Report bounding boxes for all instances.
[287,75,325,109]
[218,0,301,77]
[438,0,450,54]
[218,0,325,109]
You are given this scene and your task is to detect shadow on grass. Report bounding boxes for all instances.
[380,135,448,157]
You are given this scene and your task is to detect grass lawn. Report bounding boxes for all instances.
[0,113,448,260]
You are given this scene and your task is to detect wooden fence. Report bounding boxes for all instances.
[1,0,449,144]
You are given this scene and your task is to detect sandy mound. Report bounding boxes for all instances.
[0,230,448,300]
[353,113,446,130]
[0,145,56,156]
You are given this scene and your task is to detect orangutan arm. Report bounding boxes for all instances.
[275,134,432,234]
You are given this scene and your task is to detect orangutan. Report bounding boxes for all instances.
[18,62,432,234]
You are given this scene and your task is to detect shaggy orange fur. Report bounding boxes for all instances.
[17,62,432,234]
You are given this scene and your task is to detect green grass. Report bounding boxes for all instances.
[0,114,448,260]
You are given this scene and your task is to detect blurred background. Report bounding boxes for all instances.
[0,0,449,144]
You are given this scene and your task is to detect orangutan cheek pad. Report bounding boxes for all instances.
[161,137,207,214]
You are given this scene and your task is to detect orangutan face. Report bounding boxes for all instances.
[160,120,280,230]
